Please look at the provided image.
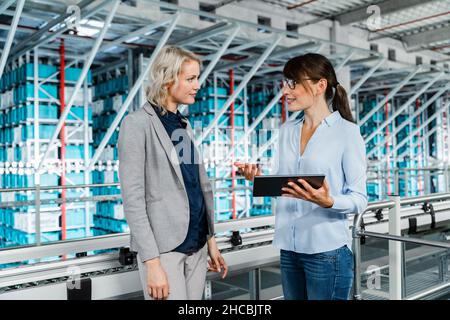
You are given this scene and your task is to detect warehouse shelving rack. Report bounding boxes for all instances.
[0,0,449,250]
[0,46,94,247]
[353,64,450,200]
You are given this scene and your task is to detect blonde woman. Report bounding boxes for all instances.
[118,46,228,300]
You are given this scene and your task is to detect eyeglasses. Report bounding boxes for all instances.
[282,78,316,90]
[282,78,297,90]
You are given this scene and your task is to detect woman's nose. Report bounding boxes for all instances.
[194,79,200,90]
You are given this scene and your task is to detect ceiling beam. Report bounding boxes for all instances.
[215,41,318,71]
[403,25,450,49]
[336,0,434,26]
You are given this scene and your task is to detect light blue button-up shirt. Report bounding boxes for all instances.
[271,111,368,254]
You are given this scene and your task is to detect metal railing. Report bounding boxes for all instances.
[0,182,121,246]
[1,183,450,299]
[353,193,450,300]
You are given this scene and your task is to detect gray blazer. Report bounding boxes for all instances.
[118,102,215,263]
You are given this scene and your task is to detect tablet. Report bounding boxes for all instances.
[252,174,325,197]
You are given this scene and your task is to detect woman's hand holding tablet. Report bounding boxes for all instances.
[282,178,334,208]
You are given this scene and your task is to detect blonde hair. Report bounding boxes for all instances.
[146,45,201,113]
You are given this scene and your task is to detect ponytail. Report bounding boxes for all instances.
[332,84,354,123]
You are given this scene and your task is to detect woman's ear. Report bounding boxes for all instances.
[317,78,327,95]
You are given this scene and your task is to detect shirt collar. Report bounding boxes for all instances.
[150,101,187,124]
[322,111,340,127]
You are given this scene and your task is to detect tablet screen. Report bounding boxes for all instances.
[252,174,325,197]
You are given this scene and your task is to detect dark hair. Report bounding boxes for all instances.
[283,53,354,123]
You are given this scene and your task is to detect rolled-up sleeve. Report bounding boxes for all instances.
[331,126,368,214]
[118,115,160,263]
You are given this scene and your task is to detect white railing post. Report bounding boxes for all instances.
[389,195,402,300]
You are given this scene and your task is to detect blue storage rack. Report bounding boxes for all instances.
[92,75,129,234]
[93,215,128,233]
[1,62,95,248]
[198,86,227,97]
[94,75,128,100]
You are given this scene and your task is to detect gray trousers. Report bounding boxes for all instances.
[137,244,208,300]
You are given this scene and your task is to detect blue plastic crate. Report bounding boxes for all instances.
[215,197,230,211]
[22,124,56,140]
[0,147,5,161]
[22,64,58,82]
[201,98,226,112]
[41,174,59,187]
[92,227,109,236]
[4,71,11,90]
[15,84,58,104]
[67,106,92,121]
[215,180,232,189]
[65,144,93,159]
[20,104,58,121]
[199,87,227,97]
[66,209,93,227]
[92,186,120,196]
[104,130,119,146]
[189,102,201,114]
[15,191,59,202]
[234,115,245,127]
[216,212,232,222]
[65,68,92,84]
[201,114,230,127]
[250,209,271,217]
[93,215,128,233]
[102,97,113,112]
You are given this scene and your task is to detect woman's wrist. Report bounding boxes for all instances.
[145,257,161,268]
[207,237,219,253]
[322,196,334,208]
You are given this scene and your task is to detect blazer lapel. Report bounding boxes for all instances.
[143,102,185,186]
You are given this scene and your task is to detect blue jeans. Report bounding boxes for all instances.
[280,245,354,300]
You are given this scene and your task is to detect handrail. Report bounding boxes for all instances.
[353,193,450,237]
[352,193,450,300]
[358,231,450,249]
[1,183,450,299]
[0,215,275,265]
